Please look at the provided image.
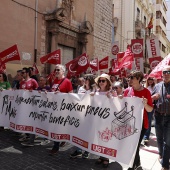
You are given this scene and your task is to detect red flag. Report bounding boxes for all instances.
[131,39,143,58]
[99,56,109,70]
[46,69,56,85]
[89,58,98,71]
[117,52,125,66]
[40,49,61,65]
[147,14,153,29]
[109,59,120,75]
[0,45,20,64]
[0,63,6,73]
[117,47,134,70]
[65,53,89,76]
[32,63,39,74]
[149,54,170,78]
[149,56,162,70]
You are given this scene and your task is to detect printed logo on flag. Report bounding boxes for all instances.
[78,56,88,66]
[132,43,143,54]
[112,45,119,55]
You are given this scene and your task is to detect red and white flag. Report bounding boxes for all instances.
[40,49,61,65]
[111,41,119,58]
[117,52,125,66]
[65,53,89,77]
[131,39,143,58]
[32,63,39,74]
[0,45,20,64]
[149,56,162,70]
[99,56,109,70]
[46,69,56,85]
[89,58,98,71]
[118,47,134,70]
[149,53,170,78]
[146,37,160,58]
[0,63,6,73]
[109,59,120,75]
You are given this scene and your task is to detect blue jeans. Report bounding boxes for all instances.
[144,110,154,140]
[155,113,170,169]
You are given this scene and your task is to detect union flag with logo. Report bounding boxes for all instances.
[0,44,20,64]
[131,39,143,58]
[65,53,89,77]
[40,49,61,65]
[99,56,109,70]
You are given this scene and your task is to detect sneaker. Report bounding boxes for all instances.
[41,140,50,145]
[60,142,66,147]
[21,141,34,147]
[82,152,89,159]
[144,139,149,145]
[49,149,58,156]
[70,150,82,158]
[19,136,30,142]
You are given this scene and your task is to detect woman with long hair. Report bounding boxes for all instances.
[123,70,153,170]
[0,72,11,90]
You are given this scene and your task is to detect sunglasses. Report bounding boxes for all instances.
[128,76,136,80]
[56,69,60,72]
[113,87,118,89]
[163,71,170,74]
[98,79,106,83]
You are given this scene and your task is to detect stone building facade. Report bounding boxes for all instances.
[0,0,113,77]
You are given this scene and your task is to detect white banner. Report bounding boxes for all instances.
[0,90,144,166]
[146,37,161,58]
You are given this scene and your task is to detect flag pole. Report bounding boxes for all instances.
[97,56,100,76]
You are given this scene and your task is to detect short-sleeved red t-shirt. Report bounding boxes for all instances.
[52,78,73,93]
[124,87,153,129]
[20,78,38,90]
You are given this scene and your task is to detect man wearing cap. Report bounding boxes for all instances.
[152,65,170,170]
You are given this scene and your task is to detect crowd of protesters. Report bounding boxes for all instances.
[0,64,170,170]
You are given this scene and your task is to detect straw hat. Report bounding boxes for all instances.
[95,73,112,85]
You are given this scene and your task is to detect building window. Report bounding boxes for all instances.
[162,17,166,27]
[137,8,140,20]
[162,30,166,38]
[163,3,167,12]
[156,11,162,19]
[162,44,166,53]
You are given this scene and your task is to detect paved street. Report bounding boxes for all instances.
[0,128,162,170]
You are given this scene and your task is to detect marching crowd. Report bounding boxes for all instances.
[0,64,170,170]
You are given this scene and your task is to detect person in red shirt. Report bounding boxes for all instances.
[49,64,73,155]
[123,70,153,170]
[19,67,39,146]
[20,67,38,90]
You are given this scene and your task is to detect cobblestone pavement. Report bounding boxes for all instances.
[0,130,124,170]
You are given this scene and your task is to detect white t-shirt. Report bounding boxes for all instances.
[78,86,92,94]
